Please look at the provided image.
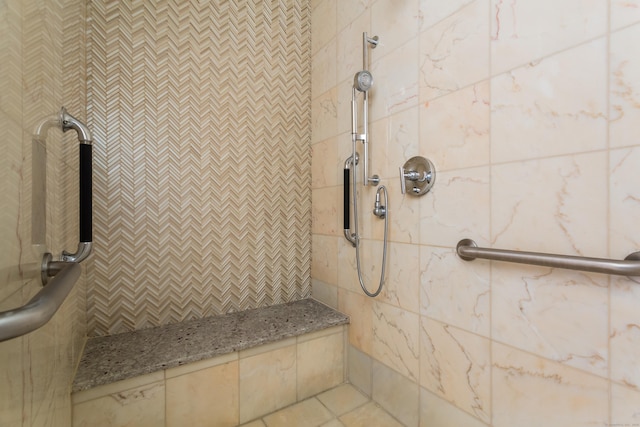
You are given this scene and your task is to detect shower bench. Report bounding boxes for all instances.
[71,298,349,427]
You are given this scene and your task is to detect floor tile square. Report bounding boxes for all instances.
[263,398,334,427]
[317,384,369,416]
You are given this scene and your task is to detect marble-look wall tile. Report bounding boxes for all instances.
[612,383,640,425]
[339,289,373,353]
[611,0,640,31]
[372,301,420,381]
[492,267,608,376]
[337,0,372,34]
[339,236,386,292]
[338,238,363,295]
[312,186,340,235]
[348,344,373,397]
[312,235,338,286]
[610,148,640,256]
[420,82,489,171]
[312,0,336,55]
[419,0,489,101]
[491,153,608,256]
[379,242,420,313]
[337,6,370,100]
[420,318,490,423]
[420,246,490,337]
[376,106,419,181]
[371,0,420,54]
[312,137,339,189]
[610,275,640,389]
[419,388,489,427]
[491,39,607,163]
[312,279,338,309]
[313,39,337,101]
[0,114,23,302]
[389,189,420,244]
[490,0,607,74]
[370,38,419,121]
[420,166,490,247]
[0,0,22,123]
[312,87,338,143]
[491,156,609,377]
[418,0,476,31]
[372,359,420,427]
[166,361,239,427]
[492,343,608,427]
[297,329,345,399]
[610,23,640,149]
[72,381,165,427]
[0,295,23,427]
[239,344,297,423]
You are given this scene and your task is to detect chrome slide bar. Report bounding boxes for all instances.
[456,239,640,280]
[0,260,80,342]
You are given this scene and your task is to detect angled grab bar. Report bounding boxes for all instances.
[0,260,80,342]
[456,239,640,280]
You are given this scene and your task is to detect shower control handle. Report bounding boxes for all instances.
[399,156,436,197]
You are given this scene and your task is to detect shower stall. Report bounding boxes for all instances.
[2,0,640,426]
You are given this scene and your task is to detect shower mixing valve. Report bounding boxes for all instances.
[399,156,436,196]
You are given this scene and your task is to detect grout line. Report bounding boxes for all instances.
[606,2,613,426]
[487,0,495,424]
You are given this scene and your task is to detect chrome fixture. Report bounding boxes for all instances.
[373,186,386,218]
[33,107,93,279]
[61,107,92,144]
[343,153,359,247]
[344,32,388,298]
[399,156,436,196]
[60,107,93,264]
[353,70,373,93]
[0,259,80,342]
[351,32,379,187]
[457,239,640,283]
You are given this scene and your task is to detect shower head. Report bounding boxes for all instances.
[353,70,373,92]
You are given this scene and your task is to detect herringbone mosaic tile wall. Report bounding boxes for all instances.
[86,0,312,336]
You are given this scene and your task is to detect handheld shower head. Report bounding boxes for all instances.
[353,70,373,92]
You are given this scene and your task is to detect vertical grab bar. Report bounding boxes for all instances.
[344,168,350,231]
[60,107,93,263]
[343,155,357,247]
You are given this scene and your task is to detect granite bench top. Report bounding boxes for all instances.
[72,298,349,392]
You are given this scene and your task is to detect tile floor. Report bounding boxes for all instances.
[239,383,405,427]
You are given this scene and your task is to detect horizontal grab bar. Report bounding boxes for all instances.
[456,239,640,280]
[0,260,80,342]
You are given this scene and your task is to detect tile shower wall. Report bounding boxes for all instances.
[311,0,640,426]
[0,0,87,426]
[86,1,312,335]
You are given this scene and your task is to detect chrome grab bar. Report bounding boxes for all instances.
[60,107,93,263]
[0,258,80,342]
[456,239,640,280]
